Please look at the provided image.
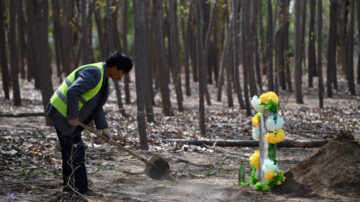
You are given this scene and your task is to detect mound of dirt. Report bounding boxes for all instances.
[273,131,360,199]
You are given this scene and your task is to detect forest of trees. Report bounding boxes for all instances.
[0,0,359,149]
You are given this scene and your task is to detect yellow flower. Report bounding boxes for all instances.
[251,113,261,126]
[259,91,279,104]
[265,129,285,144]
[265,171,275,181]
[249,150,260,170]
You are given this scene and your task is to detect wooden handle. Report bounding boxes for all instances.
[77,122,151,165]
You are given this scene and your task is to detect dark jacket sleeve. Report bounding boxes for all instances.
[66,67,101,119]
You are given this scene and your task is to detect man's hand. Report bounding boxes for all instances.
[101,128,112,141]
[68,118,78,126]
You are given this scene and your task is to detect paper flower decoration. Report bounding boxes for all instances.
[265,129,285,144]
[259,91,279,104]
[251,96,265,112]
[262,159,278,173]
[251,113,261,126]
[266,115,284,131]
[249,150,260,170]
[252,126,260,140]
[265,171,276,181]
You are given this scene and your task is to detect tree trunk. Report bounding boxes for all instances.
[232,0,245,109]
[196,0,206,136]
[266,0,274,91]
[0,0,10,99]
[346,0,355,95]
[95,3,108,60]
[357,0,360,84]
[25,0,39,88]
[226,43,234,107]
[217,19,232,102]
[80,0,89,64]
[242,0,252,116]
[106,0,127,117]
[247,0,257,97]
[121,0,131,104]
[253,0,263,92]
[133,0,149,150]
[308,0,317,88]
[17,1,27,79]
[259,0,266,76]
[168,0,184,111]
[327,0,338,98]
[52,0,63,81]
[59,0,75,74]
[294,0,305,104]
[35,0,54,125]
[153,0,173,116]
[145,0,155,105]
[338,0,350,76]
[180,0,191,97]
[9,0,21,106]
[317,0,324,108]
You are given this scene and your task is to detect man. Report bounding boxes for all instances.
[46,51,133,196]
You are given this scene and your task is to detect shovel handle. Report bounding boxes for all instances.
[77,122,151,166]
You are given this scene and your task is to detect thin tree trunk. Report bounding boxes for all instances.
[133,0,149,150]
[106,0,127,117]
[35,0,54,125]
[168,0,184,112]
[259,0,266,75]
[226,43,234,107]
[9,0,21,106]
[284,17,292,92]
[242,0,252,116]
[122,0,131,104]
[0,0,10,99]
[180,0,191,97]
[95,4,108,60]
[247,0,257,97]
[266,0,274,91]
[217,19,232,102]
[145,0,155,105]
[327,0,338,98]
[346,0,355,95]
[189,3,198,83]
[338,0,350,77]
[294,0,305,104]
[80,0,89,64]
[357,0,360,84]
[232,0,245,109]
[17,1,26,79]
[317,0,324,108]
[196,0,206,136]
[308,0,317,88]
[253,0,263,92]
[25,0,39,88]
[154,0,173,116]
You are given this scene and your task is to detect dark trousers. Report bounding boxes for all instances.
[56,126,88,194]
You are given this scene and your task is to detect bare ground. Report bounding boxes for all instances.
[1,75,360,201]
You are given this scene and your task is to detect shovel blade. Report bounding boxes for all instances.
[144,155,170,180]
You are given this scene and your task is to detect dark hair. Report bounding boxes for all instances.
[105,51,133,73]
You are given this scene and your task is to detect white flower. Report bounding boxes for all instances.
[262,159,278,173]
[266,115,284,131]
[251,96,265,112]
[252,127,260,140]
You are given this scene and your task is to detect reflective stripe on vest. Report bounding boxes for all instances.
[49,62,104,117]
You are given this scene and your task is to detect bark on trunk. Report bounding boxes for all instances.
[0,0,10,99]
[133,0,149,150]
[317,0,324,108]
[9,0,21,106]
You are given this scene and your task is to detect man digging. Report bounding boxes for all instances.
[46,51,133,196]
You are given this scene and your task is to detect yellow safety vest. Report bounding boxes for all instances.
[49,62,104,117]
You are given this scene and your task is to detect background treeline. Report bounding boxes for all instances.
[0,0,359,149]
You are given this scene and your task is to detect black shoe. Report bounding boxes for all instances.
[83,189,104,197]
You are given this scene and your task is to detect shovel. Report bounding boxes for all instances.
[77,122,170,180]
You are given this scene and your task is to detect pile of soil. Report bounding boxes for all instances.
[273,131,360,199]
